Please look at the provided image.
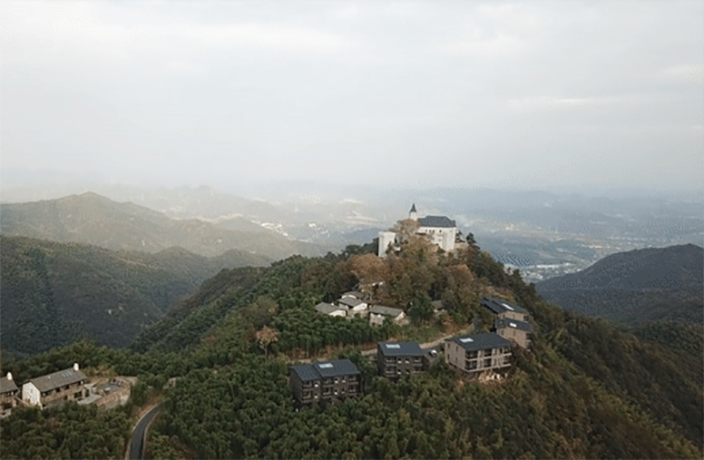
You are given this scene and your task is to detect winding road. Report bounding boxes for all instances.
[127,404,162,460]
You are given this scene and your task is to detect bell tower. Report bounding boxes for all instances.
[409,203,418,221]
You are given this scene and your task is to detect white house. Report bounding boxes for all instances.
[338,297,368,316]
[314,302,349,317]
[378,204,458,257]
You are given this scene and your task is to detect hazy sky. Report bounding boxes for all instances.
[1,1,702,192]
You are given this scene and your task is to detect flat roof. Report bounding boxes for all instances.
[481,296,528,316]
[451,333,511,352]
[291,359,361,382]
[377,342,424,357]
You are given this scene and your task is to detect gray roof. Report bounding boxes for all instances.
[342,291,364,299]
[291,359,361,382]
[378,342,424,357]
[0,376,18,394]
[369,305,404,317]
[481,296,528,316]
[451,333,511,352]
[314,302,346,315]
[29,367,87,393]
[495,318,533,333]
[339,297,364,308]
[418,215,456,228]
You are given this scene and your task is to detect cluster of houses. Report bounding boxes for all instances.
[291,296,533,406]
[0,363,130,418]
[315,291,409,327]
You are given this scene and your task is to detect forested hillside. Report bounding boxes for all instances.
[0,236,269,354]
[1,237,701,459]
[0,192,328,259]
[536,244,703,325]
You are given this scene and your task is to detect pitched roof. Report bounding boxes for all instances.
[314,302,347,315]
[451,333,511,352]
[0,376,18,394]
[291,359,361,382]
[418,215,456,228]
[339,297,365,308]
[369,305,404,317]
[495,318,533,333]
[377,342,424,357]
[342,291,364,299]
[481,296,528,316]
[29,367,87,393]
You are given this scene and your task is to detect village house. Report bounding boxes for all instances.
[338,296,368,317]
[21,364,88,409]
[1,372,19,418]
[378,204,460,257]
[368,305,408,326]
[376,342,425,380]
[481,296,530,322]
[494,317,532,350]
[289,359,362,407]
[445,333,512,378]
[314,302,349,317]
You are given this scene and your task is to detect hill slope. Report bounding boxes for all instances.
[0,236,270,354]
[536,244,704,325]
[0,192,327,259]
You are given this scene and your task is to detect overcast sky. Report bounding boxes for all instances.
[1,1,702,193]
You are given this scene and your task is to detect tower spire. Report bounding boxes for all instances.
[409,203,418,221]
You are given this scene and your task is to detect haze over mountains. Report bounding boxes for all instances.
[537,244,704,325]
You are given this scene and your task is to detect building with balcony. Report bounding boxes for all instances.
[445,333,512,378]
[290,359,361,407]
[376,342,425,380]
[494,317,532,350]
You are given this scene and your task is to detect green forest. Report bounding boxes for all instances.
[1,235,702,459]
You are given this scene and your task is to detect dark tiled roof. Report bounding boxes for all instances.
[30,368,87,393]
[339,297,364,308]
[481,296,528,316]
[369,305,404,317]
[418,216,456,228]
[495,318,533,333]
[451,333,511,352]
[0,376,18,394]
[377,342,424,357]
[314,302,346,315]
[291,359,361,382]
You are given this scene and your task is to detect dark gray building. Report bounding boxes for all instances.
[290,359,361,406]
[445,333,512,377]
[377,342,425,380]
[481,296,529,321]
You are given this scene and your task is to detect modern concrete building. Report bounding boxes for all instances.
[21,364,88,409]
[290,360,362,407]
[445,333,512,378]
[494,318,532,350]
[377,342,425,380]
[481,296,530,322]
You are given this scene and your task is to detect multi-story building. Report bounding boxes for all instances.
[376,342,425,380]
[494,317,532,350]
[21,364,88,409]
[445,333,512,378]
[0,372,18,418]
[481,296,529,322]
[290,359,361,407]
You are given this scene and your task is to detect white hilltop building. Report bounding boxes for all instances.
[378,204,460,257]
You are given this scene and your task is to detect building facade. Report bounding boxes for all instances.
[0,373,18,418]
[376,342,425,380]
[378,204,459,257]
[481,296,529,322]
[290,360,361,407]
[22,364,88,409]
[445,333,512,378]
[494,318,532,350]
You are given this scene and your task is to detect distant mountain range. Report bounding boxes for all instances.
[0,236,270,354]
[0,192,328,259]
[536,244,704,325]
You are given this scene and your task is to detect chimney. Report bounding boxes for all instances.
[73,363,79,371]
[6,372,12,381]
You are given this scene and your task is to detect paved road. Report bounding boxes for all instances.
[127,404,162,460]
